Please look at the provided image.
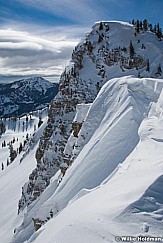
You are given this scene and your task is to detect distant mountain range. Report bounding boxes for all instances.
[0,77,58,117]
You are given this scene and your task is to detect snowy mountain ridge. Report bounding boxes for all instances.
[0,20,163,242]
[0,76,58,117]
[28,98,163,243]
[18,20,163,214]
[13,20,163,242]
[13,75,163,243]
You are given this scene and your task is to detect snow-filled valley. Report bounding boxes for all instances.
[0,110,48,243]
[0,21,163,243]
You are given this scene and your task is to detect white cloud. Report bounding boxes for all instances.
[0,26,83,83]
[0,0,97,83]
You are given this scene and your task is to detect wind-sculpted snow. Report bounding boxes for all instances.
[112,91,163,237]
[12,75,163,243]
[25,77,163,243]
[35,76,163,214]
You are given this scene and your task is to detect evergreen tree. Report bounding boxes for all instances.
[139,21,143,31]
[160,28,162,38]
[99,22,103,31]
[7,158,10,166]
[135,20,140,33]
[148,23,153,32]
[158,64,162,74]
[0,122,6,134]
[143,19,148,31]
[38,118,43,128]
[26,133,29,141]
[154,24,157,33]
[146,59,150,72]
[129,41,135,58]
[26,116,28,122]
[156,23,162,39]
[157,23,160,34]
[141,43,146,49]
[19,142,23,154]
[132,19,135,25]
[24,140,27,147]
[9,144,17,162]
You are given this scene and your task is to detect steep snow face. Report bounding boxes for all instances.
[0,109,48,243]
[116,90,163,233]
[14,21,163,241]
[0,77,58,117]
[35,76,163,214]
[25,78,163,243]
[12,76,163,243]
[20,21,163,210]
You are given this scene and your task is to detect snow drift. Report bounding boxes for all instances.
[27,76,163,243]
[12,75,163,243]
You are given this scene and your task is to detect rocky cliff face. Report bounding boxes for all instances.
[17,21,163,220]
[18,55,97,212]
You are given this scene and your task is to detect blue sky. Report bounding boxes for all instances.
[0,0,162,82]
[1,0,163,27]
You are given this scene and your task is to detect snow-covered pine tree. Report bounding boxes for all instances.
[9,144,17,162]
[143,19,148,31]
[1,163,4,170]
[129,41,135,58]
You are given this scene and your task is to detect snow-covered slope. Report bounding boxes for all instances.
[30,77,163,243]
[27,84,163,243]
[0,76,58,117]
[27,101,163,243]
[12,76,163,243]
[12,21,163,242]
[0,110,48,243]
[19,20,163,210]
